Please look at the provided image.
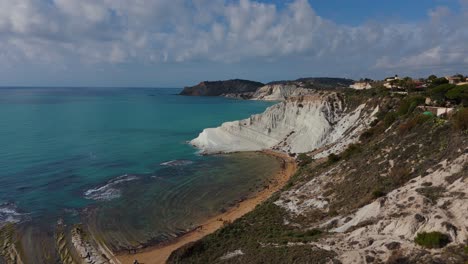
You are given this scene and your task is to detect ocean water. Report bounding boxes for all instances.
[0,87,280,250]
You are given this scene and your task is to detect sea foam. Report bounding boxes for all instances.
[84,174,138,201]
[160,159,194,166]
[0,203,26,226]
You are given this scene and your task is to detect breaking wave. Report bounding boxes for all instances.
[160,159,194,166]
[0,203,26,226]
[84,174,138,201]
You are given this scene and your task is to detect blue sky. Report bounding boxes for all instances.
[309,0,462,25]
[0,0,467,87]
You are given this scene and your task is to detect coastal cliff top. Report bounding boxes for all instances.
[267,77,354,89]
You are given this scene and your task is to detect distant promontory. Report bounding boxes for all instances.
[179,79,265,96]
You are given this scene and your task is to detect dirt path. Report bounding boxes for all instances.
[116,151,296,264]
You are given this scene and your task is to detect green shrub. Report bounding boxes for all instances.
[297,153,313,166]
[342,143,362,159]
[416,186,446,204]
[429,84,456,102]
[359,129,374,141]
[383,112,398,127]
[397,96,425,116]
[372,188,386,198]
[327,153,340,163]
[452,108,468,131]
[389,166,412,186]
[398,114,432,134]
[445,85,468,106]
[430,77,449,86]
[414,232,450,248]
[369,118,380,127]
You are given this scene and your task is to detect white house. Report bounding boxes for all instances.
[445,76,463,85]
[384,75,400,89]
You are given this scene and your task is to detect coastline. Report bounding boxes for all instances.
[116,150,297,264]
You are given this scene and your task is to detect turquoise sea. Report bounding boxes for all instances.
[0,87,280,254]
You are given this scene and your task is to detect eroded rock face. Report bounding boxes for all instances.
[252,84,314,101]
[275,151,468,264]
[179,79,264,96]
[190,93,378,154]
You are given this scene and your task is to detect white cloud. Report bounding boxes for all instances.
[0,0,467,80]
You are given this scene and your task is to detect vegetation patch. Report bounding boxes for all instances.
[414,232,450,249]
[416,186,446,204]
[372,188,386,199]
[297,153,313,167]
[342,143,362,159]
[168,201,334,263]
[452,108,468,131]
[398,114,432,135]
[327,153,341,164]
[397,96,425,116]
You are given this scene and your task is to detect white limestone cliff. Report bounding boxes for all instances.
[252,84,314,101]
[190,93,377,154]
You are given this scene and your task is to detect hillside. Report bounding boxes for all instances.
[180,77,354,99]
[179,79,264,97]
[170,90,468,264]
[267,77,354,88]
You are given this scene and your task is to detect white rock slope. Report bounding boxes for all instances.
[252,84,314,101]
[191,93,377,154]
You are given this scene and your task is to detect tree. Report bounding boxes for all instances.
[427,75,437,82]
[454,73,464,80]
[429,84,456,104]
[431,77,449,86]
[445,84,468,106]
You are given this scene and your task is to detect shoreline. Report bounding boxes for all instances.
[115,150,297,264]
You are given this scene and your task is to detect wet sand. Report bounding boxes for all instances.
[116,150,297,264]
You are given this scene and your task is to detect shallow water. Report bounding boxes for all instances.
[0,87,279,255]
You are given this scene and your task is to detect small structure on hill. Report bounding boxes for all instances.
[456,77,468,86]
[445,75,462,85]
[384,75,401,89]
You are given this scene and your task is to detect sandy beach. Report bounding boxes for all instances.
[116,150,297,264]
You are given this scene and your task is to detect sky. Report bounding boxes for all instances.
[0,0,467,87]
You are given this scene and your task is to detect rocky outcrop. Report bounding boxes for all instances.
[252,84,314,101]
[179,79,264,96]
[326,154,468,263]
[190,93,378,154]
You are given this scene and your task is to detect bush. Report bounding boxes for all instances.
[416,186,446,204]
[327,153,341,163]
[431,77,449,86]
[389,166,412,186]
[397,96,425,116]
[429,84,456,102]
[452,108,468,131]
[372,188,386,198]
[398,114,432,135]
[342,143,362,159]
[297,153,313,166]
[383,112,398,127]
[414,232,450,248]
[445,85,468,106]
[359,129,374,141]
